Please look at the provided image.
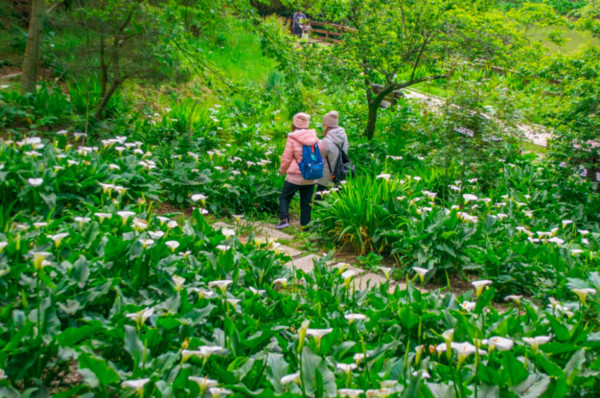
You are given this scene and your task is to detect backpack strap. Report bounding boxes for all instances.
[325,155,334,180]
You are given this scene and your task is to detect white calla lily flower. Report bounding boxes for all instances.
[572,288,596,304]
[339,388,364,397]
[208,279,233,293]
[165,240,180,252]
[191,193,207,204]
[463,194,478,203]
[121,378,150,395]
[249,286,266,295]
[273,278,287,287]
[471,280,492,297]
[117,211,136,224]
[27,178,43,187]
[221,228,236,239]
[95,212,112,222]
[483,336,514,351]
[377,266,392,279]
[31,251,51,270]
[209,387,233,397]
[189,376,218,394]
[125,307,154,329]
[336,363,357,372]
[562,220,573,228]
[47,232,68,247]
[138,239,154,249]
[451,342,486,367]
[148,230,165,240]
[344,313,367,323]
[172,275,185,292]
[523,335,551,352]
[413,266,428,282]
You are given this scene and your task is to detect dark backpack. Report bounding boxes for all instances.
[326,141,354,184]
[295,143,324,180]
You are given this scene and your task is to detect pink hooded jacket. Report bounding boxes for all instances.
[279,129,319,185]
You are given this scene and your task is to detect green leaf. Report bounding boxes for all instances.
[57,324,103,347]
[503,352,529,386]
[535,355,564,378]
[564,348,585,385]
[301,347,336,397]
[72,255,90,286]
[78,353,120,386]
[124,325,145,366]
[511,375,550,398]
[477,385,500,398]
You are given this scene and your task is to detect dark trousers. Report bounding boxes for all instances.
[293,26,302,38]
[279,181,315,226]
[315,184,328,201]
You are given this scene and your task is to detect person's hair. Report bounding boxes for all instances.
[291,123,300,131]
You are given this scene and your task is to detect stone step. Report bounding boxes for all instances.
[277,245,303,259]
[212,221,232,231]
[285,254,320,273]
[255,224,294,241]
[330,262,364,275]
[352,273,388,290]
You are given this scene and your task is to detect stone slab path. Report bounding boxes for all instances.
[212,220,404,292]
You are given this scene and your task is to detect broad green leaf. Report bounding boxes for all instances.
[78,353,120,386]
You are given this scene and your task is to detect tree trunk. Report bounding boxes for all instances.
[94,79,121,120]
[21,0,46,95]
[100,38,108,97]
[364,84,397,140]
[365,101,380,141]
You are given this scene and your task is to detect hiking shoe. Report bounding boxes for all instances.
[275,219,290,229]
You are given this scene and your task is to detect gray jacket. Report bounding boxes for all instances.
[318,127,349,187]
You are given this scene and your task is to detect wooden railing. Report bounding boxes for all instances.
[288,19,357,43]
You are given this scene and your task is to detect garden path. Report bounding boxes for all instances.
[403,89,552,147]
[212,220,406,293]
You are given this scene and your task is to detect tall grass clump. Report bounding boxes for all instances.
[314,174,401,255]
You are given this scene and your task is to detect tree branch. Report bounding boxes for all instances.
[171,39,238,93]
[409,31,430,82]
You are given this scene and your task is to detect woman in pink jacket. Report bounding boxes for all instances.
[276,112,319,229]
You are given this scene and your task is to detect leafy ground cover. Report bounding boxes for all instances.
[313,154,600,299]
[2,2,600,396]
[1,123,600,398]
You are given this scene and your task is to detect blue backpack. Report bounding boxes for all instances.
[294,143,324,180]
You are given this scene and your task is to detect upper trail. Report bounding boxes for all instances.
[402,89,552,148]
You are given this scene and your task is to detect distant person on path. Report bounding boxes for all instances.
[276,112,318,229]
[315,111,349,200]
[292,10,307,38]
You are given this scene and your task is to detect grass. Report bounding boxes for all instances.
[203,21,277,87]
[528,25,599,54]
[520,140,547,156]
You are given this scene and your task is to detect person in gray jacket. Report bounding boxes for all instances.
[315,111,349,200]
